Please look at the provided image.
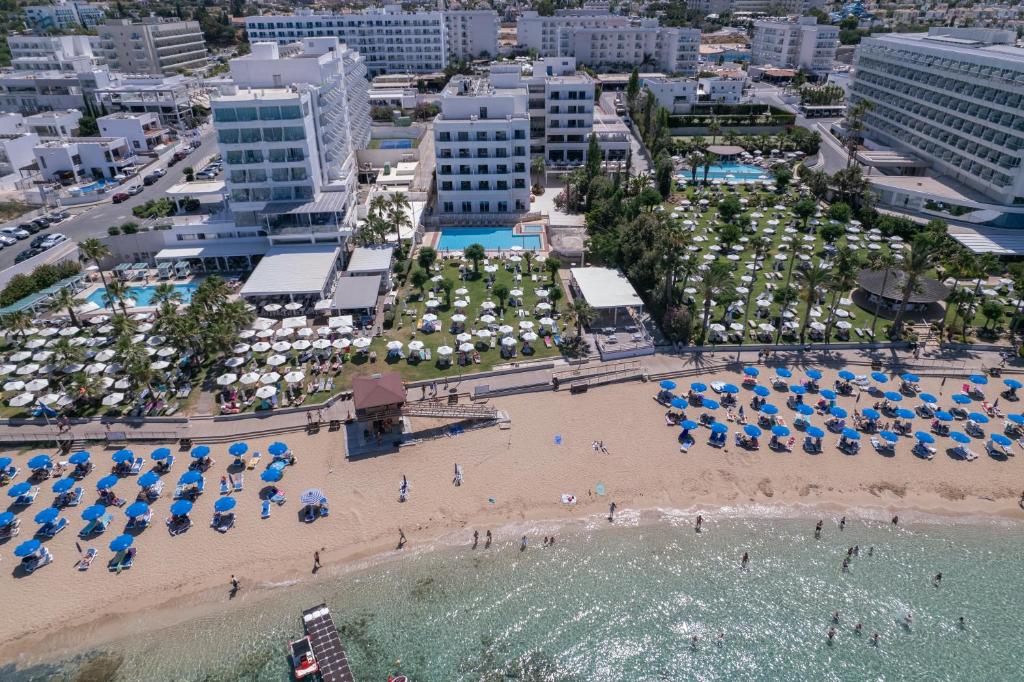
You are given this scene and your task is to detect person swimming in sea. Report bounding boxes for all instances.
[903,613,913,628]
[840,516,846,530]
[854,623,863,634]
[958,616,965,629]
[933,572,943,586]
[871,632,881,646]
[691,635,699,649]
[815,520,822,539]
[827,627,837,643]
[716,632,725,645]
[832,611,840,623]
[842,557,850,573]
[696,515,703,532]
[741,552,749,568]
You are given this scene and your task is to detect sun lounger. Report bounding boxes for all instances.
[247,451,261,470]
[304,505,316,523]
[108,548,136,572]
[167,517,191,536]
[271,490,286,505]
[77,548,97,571]
[13,486,39,506]
[233,473,243,492]
[196,477,205,495]
[0,518,21,540]
[211,512,235,533]
[261,499,271,519]
[79,512,112,538]
[36,517,67,538]
[220,478,229,494]
[870,437,894,454]
[129,457,144,475]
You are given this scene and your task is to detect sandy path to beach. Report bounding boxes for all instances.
[1,369,1022,664]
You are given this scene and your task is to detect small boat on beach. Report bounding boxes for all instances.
[288,635,319,679]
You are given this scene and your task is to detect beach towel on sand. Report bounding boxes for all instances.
[561,494,576,505]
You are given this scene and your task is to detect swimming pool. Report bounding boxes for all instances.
[69,178,117,195]
[86,283,199,308]
[437,226,542,251]
[378,139,413,149]
[679,163,769,182]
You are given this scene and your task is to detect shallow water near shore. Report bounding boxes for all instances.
[6,509,1024,681]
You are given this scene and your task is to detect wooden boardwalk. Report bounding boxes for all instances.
[302,604,355,682]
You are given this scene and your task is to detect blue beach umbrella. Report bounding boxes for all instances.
[720,383,739,394]
[969,374,988,385]
[895,408,915,419]
[950,431,971,444]
[137,471,159,489]
[806,369,822,380]
[871,372,888,383]
[51,478,75,493]
[299,489,327,505]
[951,394,971,405]
[27,454,51,470]
[690,382,707,392]
[125,501,149,518]
[214,497,237,513]
[109,534,134,552]
[0,511,14,527]
[830,406,848,418]
[1004,379,1022,390]
[169,500,193,517]
[920,393,938,404]
[659,380,677,390]
[991,433,1012,447]
[901,373,920,383]
[229,442,249,457]
[743,367,759,377]
[702,399,720,410]
[841,427,861,440]
[915,431,935,444]
[680,420,699,431]
[150,447,171,461]
[968,412,989,424]
[806,426,825,439]
[797,404,814,416]
[760,403,779,415]
[1008,414,1024,425]
[744,424,762,438]
[884,391,903,402]
[821,389,837,400]
[772,425,790,437]
[753,385,771,397]
[81,505,105,521]
[711,422,729,434]
[8,482,31,497]
[34,507,59,524]
[14,539,41,557]
[776,368,792,378]
[934,411,953,422]
[0,456,10,470]
[111,450,133,464]
[670,397,687,410]
[268,442,289,456]
[96,475,118,491]
[862,408,881,420]
[838,370,855,381]
[260,468,282,483]
[190,445,211,459]
[68,451,90,465]
[178,470,201,485]
[880,430,899,443]
[790,385,806,395]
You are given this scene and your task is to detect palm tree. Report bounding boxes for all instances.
[771,285,799,345]
[440,277,454,307]
[51,337,84,370]
[796,261,830,345]
[523,250,534,275]
[866,250,898,337]
[464,243,486,275]
[151,282,183,308]
[103,279,131,315]
[696,261,735,346]
[701,152,717,185]
[390,192,412,238]
[545,255,561,285]
[493,283,510,310]
[4,310,33,340]
[48,286,80,326]
[736,237,773,357]
[890,235,938,340]
[368,195,390,221]
[843,99,874,168]
[570,298,595,336]
[530,155,546,188]
[937,249,975,339]
[707,117,721,145]
[947,289,976,341]
[109,313,138,340]
[822,247,861,341]
[685,152,703,185]
[79,239,111,293]
[69,371,105,407]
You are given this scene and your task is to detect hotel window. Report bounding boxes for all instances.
[461,201,472,212]
[218,129,239,144]
[272,168,289,182]
[272,187,292,200]
[235,107,259,122]
[283,127,306,141]
[263,127,283,142]
[239,128,261,143]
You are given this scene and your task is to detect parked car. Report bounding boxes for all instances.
[19,222,43,234]
[127,184,143,195]
[40,233,69,248]
[0,235,15,247]
[29,234,49,248]
[30,217,50,228]
[15,248,40,263]
[1,226,30,240]
[111,192,130,204]
[195,170,216,180]
[152,167,166,178]
[45,210,69,222]
[172,149,189,162]
[143,173,160,186]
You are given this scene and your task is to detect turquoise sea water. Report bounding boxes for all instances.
[6,510,1024,681]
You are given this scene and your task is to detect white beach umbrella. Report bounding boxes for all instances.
[263,303,281,312]
[536,302,552,311]
[535,289,549,298]
[256,386,277,399]
[296,327,314,338]
[437,345,453,356]
[157,347,177,358]
[266,354,287,367]
[758,323,776,333]
[137,323,153,333]
[255,329,275,339]
[476,329,492,339]
[3,380,25,392]
[217,373,238,386]
[458,342,475,353]
[456,332,472,343]
[518,321,534,330]
[501,337,516,347]
[24,378,48,392]
[87,315,110,325]
[102,392,125,406]
[233,343,251,355]
[16,364,40,376]
[260,372,280,385]
[451,314,466,323]
[146,335,166,347]
[521,332,539,342]
[284,371,305,384]
[453,300,469,308]
[836,321,853,330]
[292,339,311,351]
[425,300,440,309]
[408,340,424,351]
[284,302,303,311]
[312,339,332,350]
[386,340,403,351]
[151,360,170,371]
[274,328,294,339]
[113,378,132,390]
[104,363,123,375]
[95,349,116,362]
[352,337,371,349]
[480,301,496,311]
[315,326,332,337]
[84,362,106,375]
[37,327,59,338]
[484,264,498,273]
[809,322,826,332]
[24,339,45,350]
[331,338,351,350]
[9,351,31,363]
[251,342,272,353]
[9,392,35,407]
[538,317,554,327]
[31,351,53,362]
[272,341,292,353]
[240,372,261,386]
[480,314,496,324]
[455,288,468,296]
[238,329,256,340]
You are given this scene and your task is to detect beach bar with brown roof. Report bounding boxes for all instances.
[350,372,407,451]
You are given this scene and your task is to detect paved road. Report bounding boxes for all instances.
[0,126,219,271]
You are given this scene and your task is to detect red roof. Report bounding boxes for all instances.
[352,373,406,410]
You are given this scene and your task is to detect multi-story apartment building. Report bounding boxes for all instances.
[0,68,112,114]
[516,10,700,74]
[24,1,108,30]
[33,135,135,182]
[0,130,40,177]
[434,75,531,217]
[690,0,826,15]
[211,38,370,242]
[95,18,207,75]
[850,28,1024,206]
[244,6,499,76]
[6,34,100,74]
[751,16,838,77]
[24,109,82,137]
[643,76,700,113]
[94,74,201,129]
[98,112,168,152]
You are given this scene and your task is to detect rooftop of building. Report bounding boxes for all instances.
[866,28,1024,59]
[443,75,526,98]
[25,110,81,120]
[36,136,125,147]
[213,87,304,103]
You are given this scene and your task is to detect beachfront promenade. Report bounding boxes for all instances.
[0,344,1014,446]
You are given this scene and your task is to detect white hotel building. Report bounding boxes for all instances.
[244,6,499,76]
[751,16,837,77]
[516,11,700,75]
[434,76,531,217]
[850,28,1024,212]
[207,38,370,245]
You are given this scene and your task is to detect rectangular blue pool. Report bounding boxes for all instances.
[378,139,412,149]
[437,226,542,251]
[86,283,199,307]
[678,163,769,182]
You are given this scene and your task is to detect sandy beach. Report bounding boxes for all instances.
[1,366,1023,666]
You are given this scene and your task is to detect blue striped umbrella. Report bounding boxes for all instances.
[96,475,118,491]
[806,369,822,380]
[137,471,160,488]
[299,488,327,505]
[702,399,720,410]
[169,500,193,517]
[884,391,902,402]
[14,539,41,557]
[760,403,779,415]
[190,445,211,459]
[81,505,105,521]
[895,408,915,419]
[821,389,837,400]
[969,374,988,385]
[109,534,134,552]
[841,427,861,440]
[950,431,971,444]
[871,372,888,383]
[743,367,759,377]
[268,442,289,456]
[880,430,899,443]
[862,408,881,420]
[776,368,792,378]
[968,412,989,424]
[27,455,51,470]
[838,370,855,381]
[915,431,935,444]
[991,433,1012,446]
[1004,379,1022,390]
[720,383,739,394]
[111,450,133,464]
[659,380,676,390]
[125,501,149,518]
[901,373,920,382]
[830,406,847,418]
[178,470,201,485]
[797,404,814,415]
[8,482,31,497]
[771,425,790,437]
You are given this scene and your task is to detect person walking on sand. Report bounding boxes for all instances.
[839,516,846,531]
[398,528,407,549]
[313,550,321,571]
[815,520,822,539]
[609,501,617,522]
[485,530,492,548]
[230,575,239,594]
[696,515,703,532]
[892,515,899,527]
[473,530,479,549]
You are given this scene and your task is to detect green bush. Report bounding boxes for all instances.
[107,226,121,236]
[132,197,176,219]
[0,260,81,307]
